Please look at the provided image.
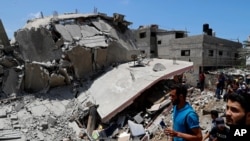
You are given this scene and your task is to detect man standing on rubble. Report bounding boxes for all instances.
[199,71,206,92]
[164,84,202,141]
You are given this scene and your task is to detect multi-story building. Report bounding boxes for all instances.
[135,24,242,76]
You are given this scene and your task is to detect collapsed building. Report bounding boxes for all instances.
[0,12,198,140]
[0,12,231,141]
[1,12,139,96]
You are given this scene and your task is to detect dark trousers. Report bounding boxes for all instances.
[200,81,205,92]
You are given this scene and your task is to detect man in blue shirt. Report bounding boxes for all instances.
[164,84,202,141]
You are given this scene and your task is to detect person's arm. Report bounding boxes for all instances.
[165,127,202,141]
[202,132,210,141]
[212,137,217,141]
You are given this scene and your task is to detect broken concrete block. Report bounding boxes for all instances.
[15,102,25,112]
[48,116,57,127]
[58,64,71,84]
[55,24,73,42]
[118,132,130,141]
[0,56,18,68]
[95,48,108,70]
[128,120,145,137]
[36,131,45,140]
[15,28,62,62]
[106,42,134,65]
[49,73,66,88]
[2,69,19,95]
[0,19,10,47]
[0,109,7,118]
[24,63,50,93]
[0,130,22,140]
[10,114,18,120]
[68,121,82,137]
[55,38,64,49]
[92,19,112,32]
[133,112,144,124]
[65,24,82,40]
[66,46,92,79]
[80,25,100,38]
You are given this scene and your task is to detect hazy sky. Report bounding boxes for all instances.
[1,0,249,43]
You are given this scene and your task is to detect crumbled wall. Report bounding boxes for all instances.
[66,46,92,79]
[15,28,62,62]
[0,13,140,94]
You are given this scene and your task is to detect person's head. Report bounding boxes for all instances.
[215,117,226,130]
[169,84,187,105]
[226,93,250,125]
[211,110,219,120]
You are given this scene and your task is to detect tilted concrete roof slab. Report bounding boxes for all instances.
[80,58,193,123]
[80,25,100,38]
[78,35,108,48]
[55,24,73,42]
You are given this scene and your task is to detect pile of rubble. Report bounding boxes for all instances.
[0,12,139,97]
[0,72,227,141]
[0,12,232,141]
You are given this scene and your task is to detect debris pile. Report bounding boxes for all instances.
[0,12,139,96]
[0,12,237,141]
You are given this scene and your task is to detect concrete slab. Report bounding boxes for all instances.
[0,108,7,118]
[82,58,193,122]
[2,69,19,95]
[0,118,11,130]
[28,101,48,116]
[45,101,66,116]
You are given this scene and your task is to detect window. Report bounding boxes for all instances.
[139,32,146,38]
[175,32,185,38]
[218,50,223,56]
[234,53,239,60]
[158,40,162,44]
[208,50,214,56]
[151,32,156,37]
[181,50,190,56]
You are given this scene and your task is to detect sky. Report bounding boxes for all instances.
[0,0,249,43]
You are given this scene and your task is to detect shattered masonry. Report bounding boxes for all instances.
[1,12,139,95]
[0,12,244,141]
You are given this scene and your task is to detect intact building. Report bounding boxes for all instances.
[135,24,242,76]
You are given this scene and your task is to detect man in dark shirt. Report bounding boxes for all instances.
[209,117,229,141]
[202,110,219,141]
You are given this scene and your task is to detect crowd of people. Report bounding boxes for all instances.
[162,72,250,141]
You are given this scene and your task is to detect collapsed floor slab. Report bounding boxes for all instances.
[77,58,193,123]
